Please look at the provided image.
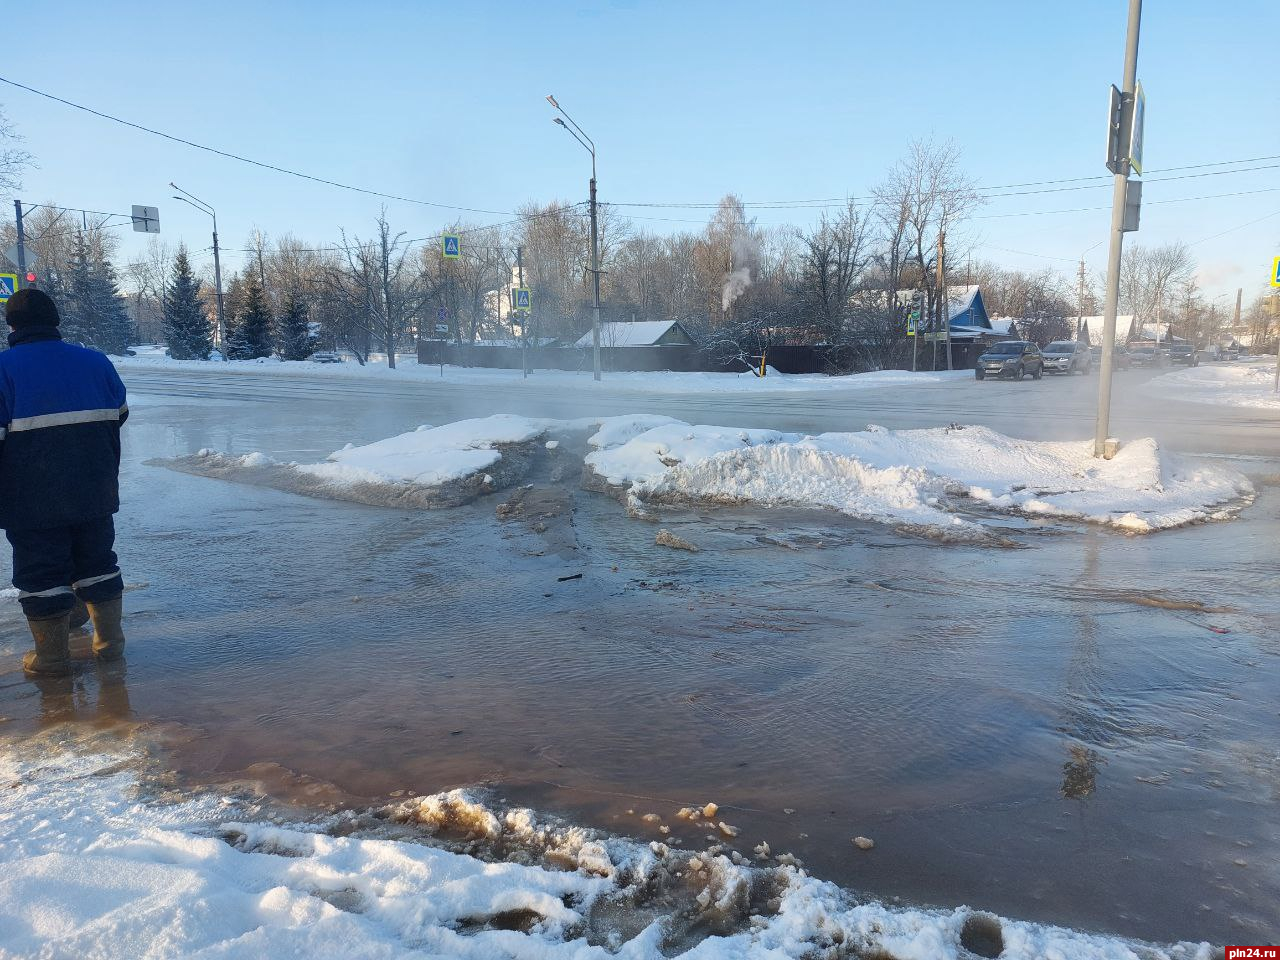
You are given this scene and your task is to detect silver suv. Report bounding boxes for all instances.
[1041,340,1092,375]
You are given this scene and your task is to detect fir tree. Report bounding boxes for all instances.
[162,246,213,360]
[59,233,133,354]
[276,292,313,361]
[225,277,274,360]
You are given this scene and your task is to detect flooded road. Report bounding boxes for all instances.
[2,371,1278,946]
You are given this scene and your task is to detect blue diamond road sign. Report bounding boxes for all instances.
[0,274,16,302]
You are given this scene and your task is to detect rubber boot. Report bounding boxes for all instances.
[87,597,126,661]
[70,598,90,630]
[22,613,73,677]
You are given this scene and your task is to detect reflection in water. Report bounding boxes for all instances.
[28,658,133,726]
[1061,744,1103,800]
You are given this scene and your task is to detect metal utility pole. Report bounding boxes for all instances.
[547,94,602,381]
[937,227,950,370]
[1077,258,1087,335]
[170,182,226,358]
[911,294,920,373]
[13,200,28,288]
[1094,0,1143,458]
[517,245,528,379]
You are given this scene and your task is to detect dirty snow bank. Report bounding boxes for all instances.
[1142,360,1280,411]
[162,415,1252,534]
[586,420,1253,535]
[160,415,554,509]
[0,748,1212,959]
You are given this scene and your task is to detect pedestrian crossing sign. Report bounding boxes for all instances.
[0,274,16,303]
[1271,255,1280,288]
[514,288,531,313]
[442,235,460,259]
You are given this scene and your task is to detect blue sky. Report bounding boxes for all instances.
[2,0,1276,303]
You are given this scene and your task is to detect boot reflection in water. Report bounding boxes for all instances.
[95,661,133,721]
[32,673,78,724]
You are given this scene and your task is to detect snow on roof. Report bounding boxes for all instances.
[988,317,1018,336]
[575,320,687,348]
[1081,316,1136,346]
[946,285,980,319]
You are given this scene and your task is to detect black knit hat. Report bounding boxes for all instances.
[4,288,61,329]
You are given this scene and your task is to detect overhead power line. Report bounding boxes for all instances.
[0,75,522,217]
[5,74,1278,227]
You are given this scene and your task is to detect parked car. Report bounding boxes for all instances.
[310,351,343,364]
[1089,344,1131,370]
[1127,344,1167,368]
[1041,340,1092,374]
[975,341,1044,380]
[1166,343,1198,366]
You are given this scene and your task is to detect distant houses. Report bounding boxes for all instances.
[575,319,697,349]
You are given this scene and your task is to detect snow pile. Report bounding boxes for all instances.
[297,415,548,487]
[0,748,1213,959]
[1143,360,1280,411]
[587,421,1253,535]
[114,353,973,395]
[162,415,553,509]
[162,414,1252,534]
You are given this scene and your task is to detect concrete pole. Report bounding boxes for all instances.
[211,219,226,358]
[590,176,602,381]
[1094,0,1142,458]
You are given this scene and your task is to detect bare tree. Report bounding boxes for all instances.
[1119,241,1195,333]
[0,106,33,196]
[794,200,873,343]
[874,139,982,354]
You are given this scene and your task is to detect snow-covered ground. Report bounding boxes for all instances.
[114,352,972,394]
[169,415,1253,537]
[0,745,1213,959]
[1143,358,1280,411]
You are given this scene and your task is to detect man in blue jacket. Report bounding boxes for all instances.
[1,288,129,676]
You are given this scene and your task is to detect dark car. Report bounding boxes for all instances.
[1127,344,1167,368]
[976,341,1044,380]
[1042,340,1092,375]
[1089,344,1131,370]
[1166,343,1198,366]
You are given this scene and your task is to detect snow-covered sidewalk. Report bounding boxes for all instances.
[114,353,972,395]
[1142,359,1280,411]
[0,746,1212,959]
[165,415,1253,537]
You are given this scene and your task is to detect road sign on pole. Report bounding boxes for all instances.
[131,205,161,234]
[1270,255,1280,288]
[1129,82,1145,175]
[0,273,16,303]
[514,288,531,313]
[442,235,460,259]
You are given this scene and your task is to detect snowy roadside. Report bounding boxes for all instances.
[112,353,973,395]
[0,744,1213,959]
[1141,359,1280,411]
[161,414,1254,538]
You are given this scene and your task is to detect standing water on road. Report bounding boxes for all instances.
[2,383,1278,949]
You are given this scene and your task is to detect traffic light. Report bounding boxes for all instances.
[24,271,35,284]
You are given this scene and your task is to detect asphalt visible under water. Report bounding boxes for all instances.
[1,369,1278,946]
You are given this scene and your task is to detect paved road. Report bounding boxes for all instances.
[122,362,1280,458]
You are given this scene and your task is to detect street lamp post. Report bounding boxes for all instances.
[170,182,226,358]
[547,95,602,382]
